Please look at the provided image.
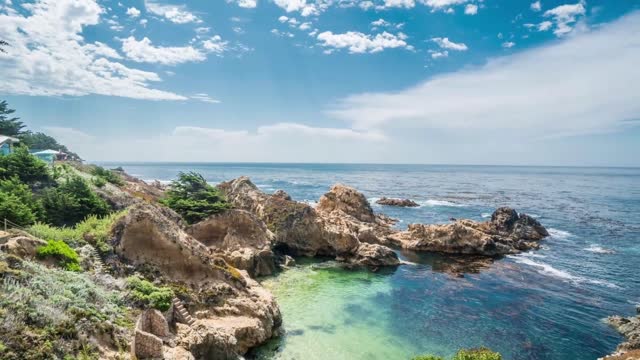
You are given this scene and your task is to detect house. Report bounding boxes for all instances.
[30,149,64,165]
[0,135,20,155]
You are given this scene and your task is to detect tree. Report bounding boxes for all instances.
[160,172,230,223]
[41,175,110,226]
[0,146,51,184]
[0,100,26,137]
[0,40,7,53]
[19,131,81,160]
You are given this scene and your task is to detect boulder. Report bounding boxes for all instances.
[0,233,47,259]
[188,210,277,277]
[316,184,375,223]
[349,243,400,267]
[376,197,419,207]
[388,207,549,256]
[219,177,400,266]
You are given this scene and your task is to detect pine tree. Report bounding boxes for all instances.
[0,100,26,136]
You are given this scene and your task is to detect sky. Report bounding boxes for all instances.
[0,0,639,166]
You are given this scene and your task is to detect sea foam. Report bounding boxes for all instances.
[510,254,619,288]
[548,228,573,240]
[585,244,616,254]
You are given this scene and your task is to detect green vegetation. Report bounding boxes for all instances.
[19,132,81,161]
[0,253,131,360]
[36,239,81,272]
[0,191,37,226]
[0,147,51,184]
[161,171,230,223]
[29,210,127,252]
[41,175,110,227]
[125,276,174,311]
[0,100,25,137]
[90,165,124,186]
[412,348,502,360]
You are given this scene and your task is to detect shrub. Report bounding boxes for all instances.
[0,176,43,219]
[0,147,50,184]
[29,210,126,252]
[92,176,106,188]
[41,175,110,227]
[0,255,130,359]
[0,191,36,226]
[413,348,501,360]
[126,276,173,311]
[90,166,124,186]
[36,239,81,272]
[161,171,230,224]
[453,348,501,360]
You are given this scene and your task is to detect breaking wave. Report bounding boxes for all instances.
[510,254,619,288]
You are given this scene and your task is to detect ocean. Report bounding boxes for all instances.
[101,163,640,360]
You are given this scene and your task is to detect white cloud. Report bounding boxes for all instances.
[229,0,257,8]
[502,41,515,48]
[537,20,553,31]
[273,0,307,12]
[271,29,295,38]
[0,0,184,101]
[126,7,140,18]
[543,2,586,36]
[420,0,467,10]
[329,12,640,138]
[190,93,220,103]
[50,123,386,162]
[202,35,228,54]
[531,1,541,12]
[144,0,200,24]
[430,50,448,59]
[383,0,415,8]
[432,37,468,51]
[140,18,148,26]
[278,15,288,22]
[359,1,374,10]
[122,37,206,65]
[371,18,390,27]
[464,3,477,15]
[317,31,410,54]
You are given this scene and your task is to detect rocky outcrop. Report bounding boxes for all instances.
[388,207,549,256]
[347,243,400,267]
[188,210,277,277]
[376,197,419,207]
[0,231,47,259]
[112,202,281,359]
[601,309,640,359]
[132,310,170,359]
[218,178,400,266]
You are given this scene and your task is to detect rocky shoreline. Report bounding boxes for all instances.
[600,308,640,360]
[1,170,554,359]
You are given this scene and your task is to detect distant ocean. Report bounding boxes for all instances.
[101,162,640,360]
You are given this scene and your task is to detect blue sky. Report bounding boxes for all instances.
[0,0,639,165]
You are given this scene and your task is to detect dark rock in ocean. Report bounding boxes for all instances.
[272,189,292,201]
[376,197,419,207]
[388,207,550,256]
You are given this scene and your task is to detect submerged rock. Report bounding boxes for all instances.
[376,197,419,207]
[388,207,549,256]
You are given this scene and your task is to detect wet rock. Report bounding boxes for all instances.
[388,207,549,256]
[350,243,400,267]
[375,197,419,207]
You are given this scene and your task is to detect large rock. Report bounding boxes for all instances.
[219,177,400,266]
[0,232,47,259]
[317,184,375,223]
[112,202,282,358]
[131,309,170,359]
[376,197,419,207]
[188,210,277,277]
[347,243,401,267]
[388,207,549,256]
[601,311,640,359]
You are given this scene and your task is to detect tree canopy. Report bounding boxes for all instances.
[161,172,230,223]
[0,100,26,137]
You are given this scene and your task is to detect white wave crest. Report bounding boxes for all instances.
[421,199,467,207]
[548,228,573,240]
[510,254,619,288]
[585,244,616,254]
[481,212,491,218]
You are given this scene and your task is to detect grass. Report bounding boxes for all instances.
[36,240,81,272]
[125,276,174,312]
[29,210,127,253]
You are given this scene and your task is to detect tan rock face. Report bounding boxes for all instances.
[219,177,400,265]
[317,184,376,223]
[0,233,47,259]
[188,210,277,277]
[388,207,549,256]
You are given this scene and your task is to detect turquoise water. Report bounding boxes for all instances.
[102,163,640,359]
